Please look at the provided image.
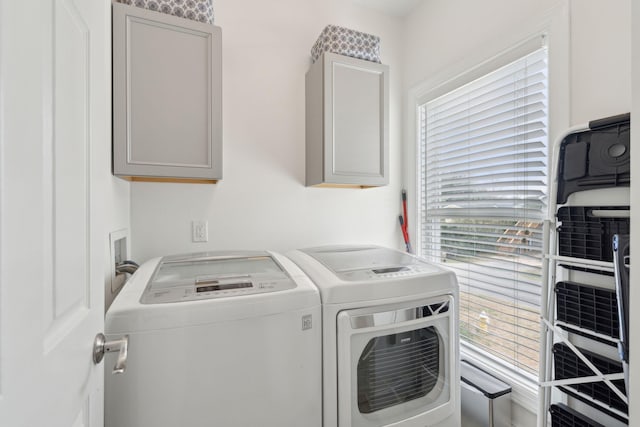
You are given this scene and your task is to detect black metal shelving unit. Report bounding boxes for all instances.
[539,114,631,427]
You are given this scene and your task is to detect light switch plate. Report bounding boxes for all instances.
[192,220,208,242]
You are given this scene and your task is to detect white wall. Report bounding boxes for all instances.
[130,0,405,263]
[403,0,558,88]
[104,0,131,310]
[403,0,631,126]
[570,1,631,124]
[401,0,631,425]
[104,177,130,310]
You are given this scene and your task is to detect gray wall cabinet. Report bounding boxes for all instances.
[112,3,222,183]
[305,52,389,187]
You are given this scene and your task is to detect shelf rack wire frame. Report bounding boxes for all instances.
[538,124,587,427]
[540,318,627,398]
[537,123,630,427]
[553,321,620,346]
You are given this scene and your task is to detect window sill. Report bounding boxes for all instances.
[460,343,539,414]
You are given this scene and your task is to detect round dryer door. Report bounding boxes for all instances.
[336,296,457,427]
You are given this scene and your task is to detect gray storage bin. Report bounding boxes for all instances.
[116,0,214,24]
[310,25,381,63]
[461,360,512,427]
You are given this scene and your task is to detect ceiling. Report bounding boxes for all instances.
[351,0,423,17]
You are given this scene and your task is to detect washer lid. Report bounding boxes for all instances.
[140,251,296,304]
[300,245,440,281]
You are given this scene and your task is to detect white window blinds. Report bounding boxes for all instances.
[419,47,548,376]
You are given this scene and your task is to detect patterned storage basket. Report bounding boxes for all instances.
[311,25,381,63]
[117,0,214,24]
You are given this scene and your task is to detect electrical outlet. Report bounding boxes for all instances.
[192,220,208,242]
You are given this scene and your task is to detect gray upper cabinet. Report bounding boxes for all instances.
[306,52,389,187]
[112,3,222,182]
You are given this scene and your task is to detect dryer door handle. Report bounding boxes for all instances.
[93,333,129,374]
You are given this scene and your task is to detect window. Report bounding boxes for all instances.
[418,47,548,379]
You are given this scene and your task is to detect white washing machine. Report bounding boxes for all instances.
[287,245,460,427]
[104,251,322,427]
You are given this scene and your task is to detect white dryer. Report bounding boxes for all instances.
[287,245,460,427]
[104,251,322,427]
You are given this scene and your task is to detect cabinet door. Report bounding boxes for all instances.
[324,53,388,186]
[113,3,222,181]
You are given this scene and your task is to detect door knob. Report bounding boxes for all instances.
[93,333,129,374]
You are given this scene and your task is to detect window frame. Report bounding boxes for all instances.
[404,7,570,412]
[420,44,548,380]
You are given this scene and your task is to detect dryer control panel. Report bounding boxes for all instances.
[140,252,296,304]
[339,263,440,281]
[301,246,441,282]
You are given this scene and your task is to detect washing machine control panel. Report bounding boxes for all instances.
[141,276,296,304]
[195,281,253,293]
[139,253,296,304]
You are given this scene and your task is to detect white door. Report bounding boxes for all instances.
[0,0,110,426]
